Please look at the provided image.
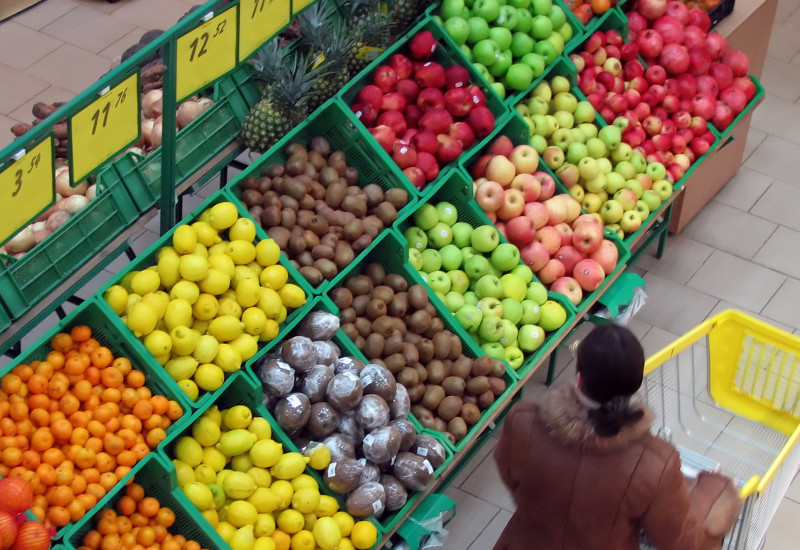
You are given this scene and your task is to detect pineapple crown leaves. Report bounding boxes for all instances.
[296,0,341,48]
[249,39,290,85]
[319,25,359,69]
[352,11,392,45]
[269,51,332,111]
[340,0,381,18]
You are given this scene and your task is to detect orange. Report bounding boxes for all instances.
[82,467,101,484]
[101,388,121,404]
[1,373,23,394]
[120,415,142,433]
[145,428,166,449]
[9,401,28,421]
[12,364,33,382]
[77,493,98,512]
[51,333,74,354]
[99,471,119,492]
[71,427,91,447]
[126,371,145,389]
[84,367,101,386]
[46,351,65,370]
[87,421,107,439]
[27,373,49,394]
[143,414,163,431]
[0,418,16,436]
[78,338,101,355]
[92,404,115,425]
[91,348,114,369]
[86,482,106,502]
[31,427,54,452]
[70,411,90,429]
[60,394,81,416]
[130,512,149,528]
[21,450,40,470]
[96,452,115,474]
[118,494,137,516]
[120,389,140,410]
[75,447,97,470]
[117,428,137,448]
[270,531,291,550]
[29,506,45,522]
[48,373,69,399]
[16,419,32,437]
[101,367,124,389]
[70,474,87,495]
[138,497,160,518]
[70,325,92,343]
[47,505,71,527]
[84,530,103,550]
[52,417,74,442]
[55,464,74,486]
[130,443,150,461]
[103,417,120,434]
[149,395,169,416]
[152,524,167,543]
[28,394,51,412]
[36,462,57,486]
[135,387,151,401]
[67,498,86,522]
[99,534,121,550]
[155,507,175,528]
[104,435,125,456]
[47,485,74,507]
[132,400,153,420]
[126,482,145,501]
[2,447,22,467]
[116,515,132,535]
[112,357,132,376]
[86,437,104,455]
[116,450,137,468]
[29,408,50,427]
[65,353,90,376]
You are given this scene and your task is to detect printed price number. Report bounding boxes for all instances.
[69,72,139,183]
[0,137,55,247]
[176,7,237,101]
[239,0,290,60]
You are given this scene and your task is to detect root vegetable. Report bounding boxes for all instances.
[85,184,97,201]
[5,225,35,254]
[59,195,89,214]
[45,211,71,232]
[55,166,88,196]
[142,89,163,118]
[176,99,206,129]
[141,119,155,146]
[33,229,52,244]
[150,116,163,148]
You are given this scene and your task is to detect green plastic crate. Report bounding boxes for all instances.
[337,16,511,199]
[580,4,630,38]
[120,64,258,213]
[66,453,228,550]
[0,301,9,334]
[0,298,193,540]
[0,167,139,320]
[95,189,314,410]
[225,99,418,296]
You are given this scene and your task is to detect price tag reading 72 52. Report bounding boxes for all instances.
[176,7,238,101]
[0,137,55,247]
[69,72,140,183]
[239,0,290,61]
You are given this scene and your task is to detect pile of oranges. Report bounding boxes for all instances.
[0,325,184,532]
[75,481,207,550]
[565,0,615,24]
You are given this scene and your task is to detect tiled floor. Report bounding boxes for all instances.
[2,0,800,548]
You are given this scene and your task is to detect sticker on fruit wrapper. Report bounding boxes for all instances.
[363,434,375,446]
[423,459,433,474]
[312,52,326,69]
[355,46,384,61]
[372,500,382,514]
[362,375,373,387]
[358,458,367,466]
[287,394,302,408]
[416,447,428,457]
[379,1,388,14]
[327,462,336,477]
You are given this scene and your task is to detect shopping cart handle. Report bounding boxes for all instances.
[739,476,760,499]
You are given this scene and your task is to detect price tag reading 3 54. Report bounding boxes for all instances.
[177,8,238,101]
[0,137,54,246]
[239,0,290,61]
[69,73,139,183]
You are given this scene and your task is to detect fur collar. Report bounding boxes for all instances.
[537,386,654,453]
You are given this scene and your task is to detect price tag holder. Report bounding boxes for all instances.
[239,0,291,61]
[68,72,140,183]
[176,7,238,101]
[293,0,315,13]
[0,137,55,247]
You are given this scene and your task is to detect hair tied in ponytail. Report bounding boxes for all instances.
[588,395,644,437]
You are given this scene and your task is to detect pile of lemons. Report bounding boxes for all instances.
[103,201,307,400]
[172,404,379,550]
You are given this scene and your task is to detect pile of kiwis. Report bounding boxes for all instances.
[332,263,509,444]
[253,311,445,520]
[235,137,410,287]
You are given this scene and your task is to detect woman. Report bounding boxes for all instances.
[493,324,743,550]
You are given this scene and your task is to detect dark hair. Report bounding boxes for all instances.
[577,324,645,437]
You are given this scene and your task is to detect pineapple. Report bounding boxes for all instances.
[241,55,322,153]
[248,39,292,94]
[348,10,392,77]
[296,0,340,52]
[305,25,357,111]
[388,0,418,36]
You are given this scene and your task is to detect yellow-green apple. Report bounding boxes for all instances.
[475,180,505,212]
[499,319,519,347]
[641,189,662,212]
[520,240,550,271]
[581,193,603,214]
[523,201,549,229]
[571,221,604,254]
[600,199,624,224]
[478,297,504,319]
[550,276,583,306]
[538,300,567,331]
[465,254,492,279]
[501,298,523,325]
[604,171,627,194]
[486,155,516,186]
[635,200,650,221]
[535,171,557,200]
[505,216,535,247]
[589,239,619,275]
[577,156,600,182]
[491,243,521,272]
[455,304,483,332]
[409,248,423,269]
[504,346,525,369]
[518,324,545,351]
[436,201,458,226]
[555,244,583,275]
[526,280,548,304]
[626,178,644,199]
[584,174,606,194]
[444,291,467,313]
[554,222,574,247]
[427,270,452,294]
[464,290,478,305]
[585,137,608,159]
[511,173,542,202]
[497,188,526,220]
[543,196,569,225]
[619,209,642,233]
[452,221,473,248]
[420,248,442,272]
[537,258,566,284]
[448,269,470,293]
[511,264,534,284]
[500,273,527,302]
[569,185,585,202]
[510,144,540,174]
[607,223,624,239]
[428,222,454,248]
[653,179,673,200]
[542,146,565,170]
[614,188,638,211]
[520,300,541,324]
[573,258,605,291]
[471,224,500,253]
[535,225,562,255]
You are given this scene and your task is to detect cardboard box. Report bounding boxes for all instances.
[0,0,43,22]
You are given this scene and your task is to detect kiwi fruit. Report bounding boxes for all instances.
[432,332,452,360]
[351,234,373,253]
[363,263,386,284]
[362,333,385,359]
[365,299,387,320]
[274,393,311,435]
[437,396,463,422]
[442,376,465,397]
[389,384,411,420]
[471,356,494,377]
[421,385,445,411]
[387,293,408,317]
[311,244,334,260]
[426,360,446,385]
[333,243,355,270]
[374,202,398,225]
[406,383,426,403]
[424,317,444,339]
[384,188,409,209]
[298,365,335,403]
[400,342,420,367]
[326,372,364,411]
[351,294,370,317]
[491,359,507,378]
[263,164,284,178]
[258,177,273,193]
[261,205,281,228]
[266,226,290,249]
[371,285,394,305]
[241,189,262,208]
[354,317,372,339]
[448,417,468,442]
[307,150,327,171]
[380,474,408,512]
[306,402,341,439]
[411,405,436,430]
[331,287,353,309]
[284,155,306,177]
[343,166,359,186]
[346,481,386,518]
[450,356,473,379]
[383,333,404,356]
[460,403,481,427]
[465,376,490,397]
[310,136,331,156]
[324,457,364,494]
[324,180,346,208]
[396,367,419,389]
[412,434,447,469]
[255,358,295,397]
[382,353,406,374]
[346,275,374,296]
[477,390,495,409]
[393,452,435,492]
[362,425,401,464]
[383,273,408,293]
[342,219,364,240]
[407,285,428,311]
[417,339,435,364]
[489,377,507,397]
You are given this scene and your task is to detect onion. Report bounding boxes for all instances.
[54,166,88,196]
[176,99,207,129]
[85,183,97,201]
[4,225,35,254]
[127,146,146,157]
[46,210,72,232]
[33,229,52,244]
[141,118,155,147]
[31,221,47,232]
[60,195,89,214]
[150,116,163,148]
[142,89,164,118]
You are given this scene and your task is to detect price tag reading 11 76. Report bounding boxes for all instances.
[69,72,140,183]
[0,137,55,246]
[176,8,238,101]
[239,0,290,61]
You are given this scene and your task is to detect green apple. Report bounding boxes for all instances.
[504,346,525,369]
[472,0,501,22]
[436,201,459,226]
[520,300,541,324]
[444,17,471,46]
[413,204,439,230]
[474,62,494,82]
[491,82,506,99]
[585,137,608,159]
[464,291,479,305]
[427,222,454,248]
[530,14,553,40]
[620,209,643,233]
[442,0,467,20]
[614,160,636,180]
[427,271,452,294]
[570,128,586,144]
[539,300,567,331]
[510,0,532,8]
[510,32,535,58]
[489,50,513,78]
[405,227,428,250]
[448,269,470,294]
[518,324,545,351]
[478,316,505,342]
[610,143,633,163]
[461,246,478,264]
[566,141,588,165]
[598,125,622,150]
[630,153,647,174]
[420,248,443,272]
[510,264,534,284]
[505,63,534,91]
[532,0,554,15]
[514,7,533,33]
[626,178,644,199]
[490,243,521,272]
[444,291,467,313]
[208,483,227,510]
[526,281,548,305]
[546,4,566,27]
[573,101,596,124]
[455,304,483,332]
[464,254,492,279]
[635,200,651,221]
[547,28,566,54]
[481,341,506,359]
[408,248,423,270]
[478,296,504,317]
[500,273,527,301]
[533,40,558,65]
[499,319,519,347]
[520,52,546,78]
[501,298,523,324]
[471,225,500,253]
[472,39,500,66]
[597,157,612,174]
[460,44,473,61]
[577,157,600,181]
[551,128,574,151]
[557,22,573,44]
[466,16,491,44]
[475,274,504,299]
[439,244,463,271]
[451,222,473,248]
[496,5,520,29]
[488,27,512,51]
[646,161,667,181]
[522,114,535,134]
[516,104,530,117]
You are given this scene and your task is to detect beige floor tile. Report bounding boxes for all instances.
[751,179,800,232]
[681,201,777,259]
[636,272,718,336]
[448,437,498,489]
[754,225,800,279]
[750,93,800,145]
[441,487,503,550]
[743,126,768,162]
[713,166,772,211]
[460,451,516,512]
[640,325,681,359]
[98,25,151,62]
[776,0,800,21]
[110,0,198,31]
[10,0,80,30]
[688,250,785,312]
[0,20,62,70]
[765,498,800,549]
[74,0,130,15]
[786,473,800,503]
[745,135,800,194]
[635,234,714,285]
[768,24,800,62]
[41,5,137,54]
[761,278,800,329]
[0,63,50,116]
[761,57,800,102]
[25,43,113,94]
[0,112,27,151]
[467,509,513,550]
[7,84,77,127]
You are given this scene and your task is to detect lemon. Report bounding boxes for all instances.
[249,439,283,468]
[255,239,281,267]
[337,539,356,550]
[248,417,272,441]
[164,298,194,330]
[229,333,259,362]
[222,405,253,429]
[171,325,200,356]
[259,265,289,291]
[254,514,277,538]
[303,513,316,531]
[229,525,255,550]
[270,479,294,510]
[208,315,245,342]
[350,521,377,549]
[216,468,232,488]
[192,318,211,335]
[289,475,316,493]
[209,240,229,255]
[195,363,225,391]
[278,284,306,309]
[203,404,222,424]
[227,500,259,528]
[202,508,220,528]
[157,247,181,289]
[255,287,282,319]
[222,470,258,500]
[313,516,342,550]
[173,224,198,254]
[170,279,200,305]
[302,442,331,471]
[228,240,257,265]
[182,481,214,511]
[246,261,263,278]
[331,511,352,536]
[127,301,158,338]
[125,293,142,315]
[129,268,160,296]
[248,487,280,514]
[275,305,288,326]
[193,220,221,247]
[209,202,239,230]
[236,278,261,308]
[247,467,272,488]
[220,288,238,301]
[291,487,320,515]
[231,453,254,472]
[152,352,170,366]
[175,436,204,466]
[215,343,243,373]
[232,265,258,289]
[316,495,339,518]
[165,355,199,381]
[173,459,196,487]
[200,268,232,296]
[141,290,170,319]
[104,285,129,315]
[195,463,218,485]
[203,447,228,472]
[290,530,315,550]
[270,452,309,480]
[143,329,172,356]
[276,509,305,535]
[230,217,257,242]
[254,537,276,550]
[193,293,220,321]
[178,379,199,401]
[180,254,210,281]
[192,416,221,447]
[260,319,280,342]
[208,252,236,278]
[216,521,237,543]
[218,429,258,457]
[193,334,220,363]
[193,242,209,258]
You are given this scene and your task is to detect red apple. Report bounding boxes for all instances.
[376,110,407,136]
[369,125,396,152]
[403,166,425,188]
[555,244,584,275]
[404,104,422,130]
[573,258,606,291]
[449,122,476,149]
[553,223,574,247]
[444,88,473,117]
[550,276,583,306]
[381,92,407,112]
[505,216,535,247]
[465,85,487,108]
[415,151,440,182]
[474,180,505,212]
[470,153,495,179]
[572,221,604,254]
[389,53,414,79]
[415,61,447,89]
[537,258,566,285]
[445,65,470,89]
[357,85,384,110]
[396,79,421,104]
[391,140,418,169]
[466,106,495,138]
[412,130,439,155]
[409,30,438,61]
[520,240,550,271]
[535,171,556,200]
[435,134,464,164]
[417,87,446,112]
[418,109,454,134]
[351,102,379,126]
[589,239,618,275]
[489,135,514,157]
[373,65,398,93]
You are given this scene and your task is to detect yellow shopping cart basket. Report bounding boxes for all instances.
[640,310,800,550]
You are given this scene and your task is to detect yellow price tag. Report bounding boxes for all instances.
[293,0,315,13]
[0,137,55,246]
[239,0,291,61]
[69,73,139,183]
[176,7,238,101]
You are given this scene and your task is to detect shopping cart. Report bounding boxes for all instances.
[638,310,800,550]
